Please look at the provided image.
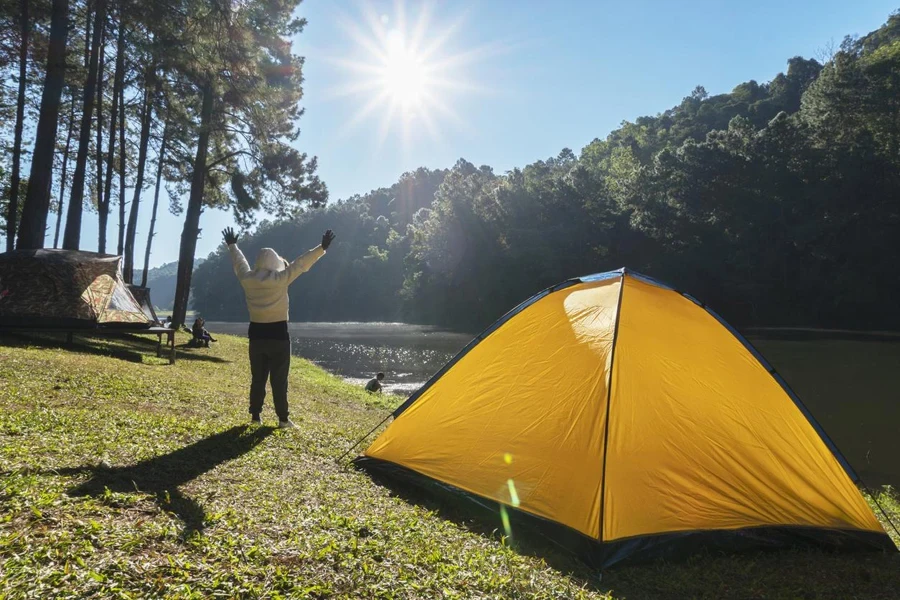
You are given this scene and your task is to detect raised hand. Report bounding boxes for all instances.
[222,227,239,245]
[322,229,336,250]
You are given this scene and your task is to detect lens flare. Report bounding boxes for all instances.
[500,505,512,538]
[325,1,500,151]
[506,479,520,507]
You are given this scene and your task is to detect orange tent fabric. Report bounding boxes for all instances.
[358,269,895,566]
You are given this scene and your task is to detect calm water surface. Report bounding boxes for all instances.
[207,322,471,396]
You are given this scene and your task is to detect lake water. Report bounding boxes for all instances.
[207,322,900,488]
[207,322,472,396]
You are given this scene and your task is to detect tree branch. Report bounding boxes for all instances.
[205,149,253,170]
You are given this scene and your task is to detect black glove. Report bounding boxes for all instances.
[322,229,336,250]
[222,227,239,245]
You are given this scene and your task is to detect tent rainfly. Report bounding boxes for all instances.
[0,249,151,329]
[355,268,897,567]
[127,284,160,324]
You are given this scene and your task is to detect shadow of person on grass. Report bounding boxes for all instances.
[57,425,272,539]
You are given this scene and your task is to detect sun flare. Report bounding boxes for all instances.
[381,30,427,108]
[326,2,495,149]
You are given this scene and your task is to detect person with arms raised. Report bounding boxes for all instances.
[223,226,336,428]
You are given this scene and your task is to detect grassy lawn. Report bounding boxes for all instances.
[0,332,898,599]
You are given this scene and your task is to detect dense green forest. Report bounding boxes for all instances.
[195,12,900,332]
[144,258,203,310]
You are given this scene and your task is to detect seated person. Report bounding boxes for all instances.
[191,317,217,347]
[365,372,385,393]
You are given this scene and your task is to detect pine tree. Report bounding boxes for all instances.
[6,0,30,250]
[63,0,107,250]
[169,0,325,325]
[16,0,69,250]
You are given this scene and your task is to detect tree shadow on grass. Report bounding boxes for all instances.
[0,331,231,364]
[359,467,900,599]
[54,425,272,539]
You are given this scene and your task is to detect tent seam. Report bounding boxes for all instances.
[598,272,626,544]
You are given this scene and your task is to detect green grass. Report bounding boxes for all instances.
[1,332,898,599]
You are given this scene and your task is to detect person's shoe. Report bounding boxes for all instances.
[278,419,295,429]
[250,414,262,426]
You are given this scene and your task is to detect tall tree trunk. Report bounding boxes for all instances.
[94,22,106,248]
[117,78,125,255]
[124,76,154,282]
[63,0,107,250]
[53,94,76,248]
[16,0,69,250]
[83,0,91,68]
[7,0,29,251]
[172,80,213,327]
[100,14,124,254]
[141,119,168,288]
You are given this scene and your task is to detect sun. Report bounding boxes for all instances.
[381,30,427,109]
[326,2,493,149]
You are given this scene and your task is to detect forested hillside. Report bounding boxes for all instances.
[193,13,900,332]
[192,168,446,322]
[145,258,203,310]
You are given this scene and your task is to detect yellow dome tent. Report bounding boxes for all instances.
[355,269,896,567]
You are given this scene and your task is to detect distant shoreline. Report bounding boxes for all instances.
[202,321,900,341]
[745,327,900,342]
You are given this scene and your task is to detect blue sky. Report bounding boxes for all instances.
[72,0,899,269]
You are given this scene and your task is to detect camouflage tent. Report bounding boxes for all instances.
[127,285,160,324]
[0,249,151,329]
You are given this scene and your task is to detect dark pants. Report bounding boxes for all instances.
[248,339,291,421]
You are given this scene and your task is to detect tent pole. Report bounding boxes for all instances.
[336,412,393,464]
[597,275,626,544]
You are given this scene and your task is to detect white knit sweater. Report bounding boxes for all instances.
[228,243,325,323]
